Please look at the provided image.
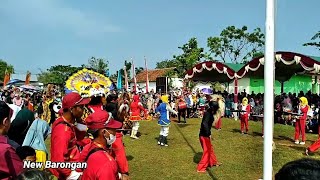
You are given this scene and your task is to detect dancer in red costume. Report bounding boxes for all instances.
[197,101,222,173]
[240,97,251,134]
[294,97,309,145]
[129,94,147,139]
[81,110,123,180]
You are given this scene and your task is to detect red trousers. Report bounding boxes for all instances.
[294,119,306,142]
[112,132,129,174]
[215,118,222,129]
[308,125,320,152]
[240,115,249,133]
[197,136,218,171]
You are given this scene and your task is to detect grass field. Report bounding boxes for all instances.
[46,118,320,180]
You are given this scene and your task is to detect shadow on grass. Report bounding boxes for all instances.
[231,129,242,133]
[174,124,217,180]
[176,124,191,128]
[126,155,134,161]
[274,135,293,142]
[252,132,263,137]
[288,145,306,152]
[193,152,202,163]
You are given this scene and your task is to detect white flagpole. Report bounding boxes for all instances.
[264,0,275,179]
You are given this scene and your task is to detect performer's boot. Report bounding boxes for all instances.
[161,136,168,147]
[131,130,139,139]
[158,135,163,145]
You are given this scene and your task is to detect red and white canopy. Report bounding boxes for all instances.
[184,61,236,83]
[185,52,320,83]
[236,51,320,82]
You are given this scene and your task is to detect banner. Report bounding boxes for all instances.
[25,71,31,85]
[117,70,122,90]
[3,69,10,87]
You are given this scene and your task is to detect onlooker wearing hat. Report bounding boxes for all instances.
[81,110,123,180]
[0,101,24,179]
[49,92,90,180]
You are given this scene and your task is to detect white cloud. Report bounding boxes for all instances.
[0,0,122,37]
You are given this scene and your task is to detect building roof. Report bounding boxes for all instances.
[224,63,245,72]
[310,56,320,62]
[10,74,38,82]
[134,67,175,83]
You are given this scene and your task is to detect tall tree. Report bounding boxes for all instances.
[86,57,109,74]
[173,37,207,70]
[156,38,206,78]
[135,67,144,75]
[207,26,265,63]
[37,65,82,85]
[156,59,178,69]
[0,59,14,80]
[303,31,320,51]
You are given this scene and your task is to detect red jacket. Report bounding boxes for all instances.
[0,136,23,180]
[299,106,308,121]
[241,104,251,118]
[82,142,119,180]
[49,117,85,179]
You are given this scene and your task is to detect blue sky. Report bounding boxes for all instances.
[0,0,319,75]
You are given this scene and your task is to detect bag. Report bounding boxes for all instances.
[178,102,187,110]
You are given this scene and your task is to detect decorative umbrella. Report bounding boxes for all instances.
[201,88,213,95]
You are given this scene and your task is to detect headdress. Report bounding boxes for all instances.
[161,95,169,104]
[242,97,248,106]
[65,68,112,98]
[210,94,225,124]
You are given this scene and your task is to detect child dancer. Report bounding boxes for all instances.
[240,97,251,134]
[156,95,177,147]
[294,97,309,145]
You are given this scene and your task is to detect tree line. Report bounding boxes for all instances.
[1,27,319,83]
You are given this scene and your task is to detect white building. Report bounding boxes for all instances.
[130,68,183,93]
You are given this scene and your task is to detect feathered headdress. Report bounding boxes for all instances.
[65,68,112,98]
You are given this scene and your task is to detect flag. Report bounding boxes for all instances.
[25,71,31,85]
[124,65,129,91]
[3,69,10,87]
[105,69,110,77]
[117,70,122,90]
[132,60,137,92]
[145,57,149,93]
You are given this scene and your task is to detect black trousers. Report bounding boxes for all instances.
[178,109,187,123]
[186,108,192,118]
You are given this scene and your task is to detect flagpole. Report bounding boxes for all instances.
[145,56,149,93]
[263,0,275,179]
[131,58,137,93]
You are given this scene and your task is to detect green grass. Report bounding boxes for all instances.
[46,118,320,180]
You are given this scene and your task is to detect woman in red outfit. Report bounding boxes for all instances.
[240,97,251,134]
[197,101,221,173]
[129,94,147,139]
[294,97,309,145]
